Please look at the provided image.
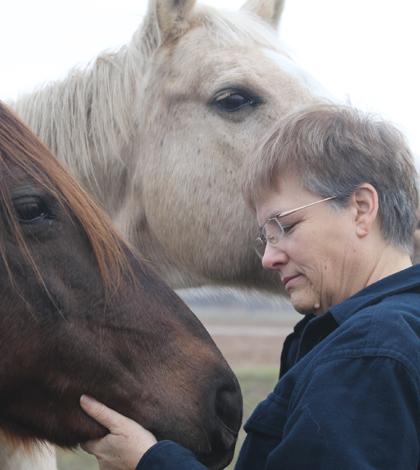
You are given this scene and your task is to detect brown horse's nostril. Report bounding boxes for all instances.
[199,382,242,469]
[215,385,242,437]
[198,381,242,470]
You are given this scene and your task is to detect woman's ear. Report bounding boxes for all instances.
[351,183,379,238]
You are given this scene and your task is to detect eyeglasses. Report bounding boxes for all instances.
[255,196,336,258]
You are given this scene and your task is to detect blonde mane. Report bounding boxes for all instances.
[15,50,134,186]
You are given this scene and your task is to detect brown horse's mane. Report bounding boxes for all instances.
[0,102,131,297]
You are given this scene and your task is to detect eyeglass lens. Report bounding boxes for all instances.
[254,219,285,258]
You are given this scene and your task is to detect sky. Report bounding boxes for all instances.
[1,0,419,158]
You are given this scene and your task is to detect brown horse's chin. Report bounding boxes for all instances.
[53,413,108,447]
[0,392,108,448]
[146,407,239,470]
[197,433,238,470]
[1,398,238,462]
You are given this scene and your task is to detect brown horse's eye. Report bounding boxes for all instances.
[13,196,50,223]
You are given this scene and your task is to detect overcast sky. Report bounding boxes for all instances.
[1,0,419,158]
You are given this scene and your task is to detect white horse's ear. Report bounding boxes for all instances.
[241,0,285,29]
[138,0,197,57]
[155,0,196,37]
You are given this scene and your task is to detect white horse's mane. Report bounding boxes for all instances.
[14,46,139,187]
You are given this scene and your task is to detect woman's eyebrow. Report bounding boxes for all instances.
[260,206,300,229]
[267,210,283,219]
[276,207,300,219]
[278,203,316,219]
[262,208,295,225]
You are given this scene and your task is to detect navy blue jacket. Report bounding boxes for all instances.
[137,265,420,469]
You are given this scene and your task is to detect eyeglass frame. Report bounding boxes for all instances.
[255,196,337,258]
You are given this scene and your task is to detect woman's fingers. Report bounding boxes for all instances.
[80,395,124,432]
[79,396,158,469]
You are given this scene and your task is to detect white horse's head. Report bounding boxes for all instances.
[119,0,329,289]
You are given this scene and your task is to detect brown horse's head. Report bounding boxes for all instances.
[0,102,242,469]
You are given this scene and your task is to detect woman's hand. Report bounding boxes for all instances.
[80,395,157,470]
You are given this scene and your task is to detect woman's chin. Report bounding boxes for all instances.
[290,294,319,315]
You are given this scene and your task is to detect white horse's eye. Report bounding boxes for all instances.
[212,88,261,113]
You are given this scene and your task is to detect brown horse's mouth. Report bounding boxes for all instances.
[219,417,240,437]
[197,425,239,470]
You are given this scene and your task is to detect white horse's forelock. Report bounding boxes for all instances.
[197,6,333,100]
[197,5,280,49]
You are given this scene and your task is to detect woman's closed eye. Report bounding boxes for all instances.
[281,222,297,235]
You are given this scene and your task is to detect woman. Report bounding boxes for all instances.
[80,104,420,469]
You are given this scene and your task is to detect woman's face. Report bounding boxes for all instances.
[256,174,364,315]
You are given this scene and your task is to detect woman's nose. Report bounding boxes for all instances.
[261,244,288,270]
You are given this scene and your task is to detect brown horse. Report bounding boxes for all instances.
[0,102,242,469]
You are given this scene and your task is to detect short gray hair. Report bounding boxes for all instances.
[243,104,418,252]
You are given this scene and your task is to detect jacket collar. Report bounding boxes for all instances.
[283,264,420,367]
[329,264,420,325]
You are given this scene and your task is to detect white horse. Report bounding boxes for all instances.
[14,0,329,291]
[9,0,332,468]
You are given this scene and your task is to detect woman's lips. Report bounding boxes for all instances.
[282,274,301,289]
